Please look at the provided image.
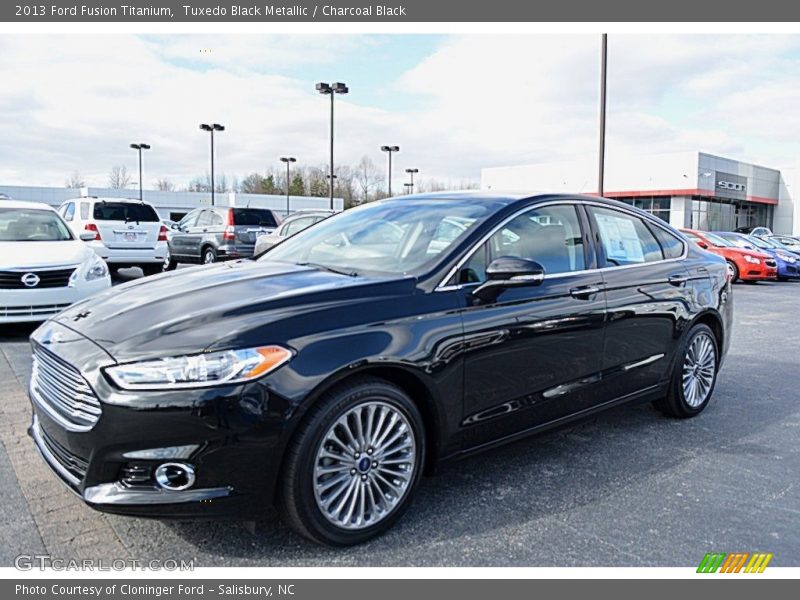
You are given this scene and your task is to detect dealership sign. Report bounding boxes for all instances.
[714,171,747,199]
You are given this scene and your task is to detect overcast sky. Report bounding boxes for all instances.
[1,34,799,190]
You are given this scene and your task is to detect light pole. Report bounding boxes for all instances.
[405,167,418,194]
[381,145,400,196]
[316,82,349,210]
[200,123,225,205]
[129,143,150,201]
[403,183,413,195]
[597,33,608,197]
[280,156,296,217]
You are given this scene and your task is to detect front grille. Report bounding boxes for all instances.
[765,259,777,268]
[1,304,71,319]
[38,422,88,482]
[0,268,76,289]
[31,344,102,432]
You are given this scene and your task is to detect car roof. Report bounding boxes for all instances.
[0,199,56,211]
[63,196,154,205]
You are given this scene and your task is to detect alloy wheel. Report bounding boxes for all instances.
[312,401,417,530]
[682,332,717,408]
[204,250,215,264]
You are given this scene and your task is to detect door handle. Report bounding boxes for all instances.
[570,285,601,299]
[668,274,689,286]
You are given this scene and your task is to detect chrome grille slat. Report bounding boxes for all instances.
[31,344,102,432]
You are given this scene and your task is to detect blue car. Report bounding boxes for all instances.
[714,231,800,281]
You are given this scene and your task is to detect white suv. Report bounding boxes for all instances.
[58,197,168,275]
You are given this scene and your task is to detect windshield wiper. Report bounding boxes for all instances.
[296,262,358,277]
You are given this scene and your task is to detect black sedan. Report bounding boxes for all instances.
[28,193,732,546]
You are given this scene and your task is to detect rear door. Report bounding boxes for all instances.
[92,202,161,250]
[586,205,691,400]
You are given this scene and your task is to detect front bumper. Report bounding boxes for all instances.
[26,321,291,518]
[0,278,110,323]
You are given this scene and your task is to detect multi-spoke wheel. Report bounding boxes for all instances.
[279,378,425,546]
[654,323,719,418]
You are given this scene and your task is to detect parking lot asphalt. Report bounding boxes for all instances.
[1,274,798,567]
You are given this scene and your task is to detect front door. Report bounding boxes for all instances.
[455,203,607,450]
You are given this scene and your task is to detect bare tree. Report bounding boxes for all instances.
[65,171,85,189]
[354,156,383,204]
[155,178,175,192]
[108,165,132,189]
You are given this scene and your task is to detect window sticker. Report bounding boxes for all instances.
[595,213,645,263]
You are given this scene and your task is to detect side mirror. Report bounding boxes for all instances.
[696,241,709,249]
[79,232,96,242]
[472,257,545,303]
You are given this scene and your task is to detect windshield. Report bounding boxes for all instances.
[717,233,754,250]
[232,208,278,227]
[747,235,774,250]
[703,232,731,247]
[260,199,497,276]
[93,202,159,222]
[0,208,73,241]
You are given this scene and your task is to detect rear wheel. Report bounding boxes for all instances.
[164,249,177,271]
[279,378,425,546]
[654,324,719,418]
[726,260,739,283]
[202,246,217,264]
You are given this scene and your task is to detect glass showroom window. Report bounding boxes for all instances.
[625,197,671,222]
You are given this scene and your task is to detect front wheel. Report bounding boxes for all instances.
[654,324,719,418]
[279,378,425,546]
[726,260,739,283]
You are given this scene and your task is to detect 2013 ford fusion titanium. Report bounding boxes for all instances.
[28,193,732,546]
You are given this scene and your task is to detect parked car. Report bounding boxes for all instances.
[680,228,776,282]
[768,234,800,253]
[29,193,732,545]
[1,200,111,323]
[166,206,280,268]
[254,210,335,255]
[714,231,800,281]
[58,197,168,276]
[735,225,772,237]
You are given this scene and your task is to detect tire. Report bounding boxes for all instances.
[653,324,719,418]
[140,264,164,277]
[279,377,426,546]
[202,246,217,265]
[164,249,177,271]
[726,260,739,283]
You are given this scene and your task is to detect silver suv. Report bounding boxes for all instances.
[166,206,280,268]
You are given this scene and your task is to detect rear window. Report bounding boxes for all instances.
[232,209,277,227]
[93,202,159,222]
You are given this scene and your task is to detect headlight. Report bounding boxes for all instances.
[744,255,760,264]
[85,256,109,281]
[105,345,293,390]
[777,252,797,263]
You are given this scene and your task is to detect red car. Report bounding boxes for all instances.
[681,228,777,283]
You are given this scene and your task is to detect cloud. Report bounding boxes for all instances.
[1,34,799,191]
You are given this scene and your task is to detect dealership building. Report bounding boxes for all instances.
[0,185,344,220]
[482,151,799,235]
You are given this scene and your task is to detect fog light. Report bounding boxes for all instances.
[154,462,196,491]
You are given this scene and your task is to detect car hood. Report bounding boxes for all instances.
[722,247,772,260]
[54,260,416,362]
[0,240,94,269]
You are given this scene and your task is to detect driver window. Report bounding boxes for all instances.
[459,205,586,283]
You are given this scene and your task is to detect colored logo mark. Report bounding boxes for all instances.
[697,552,773,573]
